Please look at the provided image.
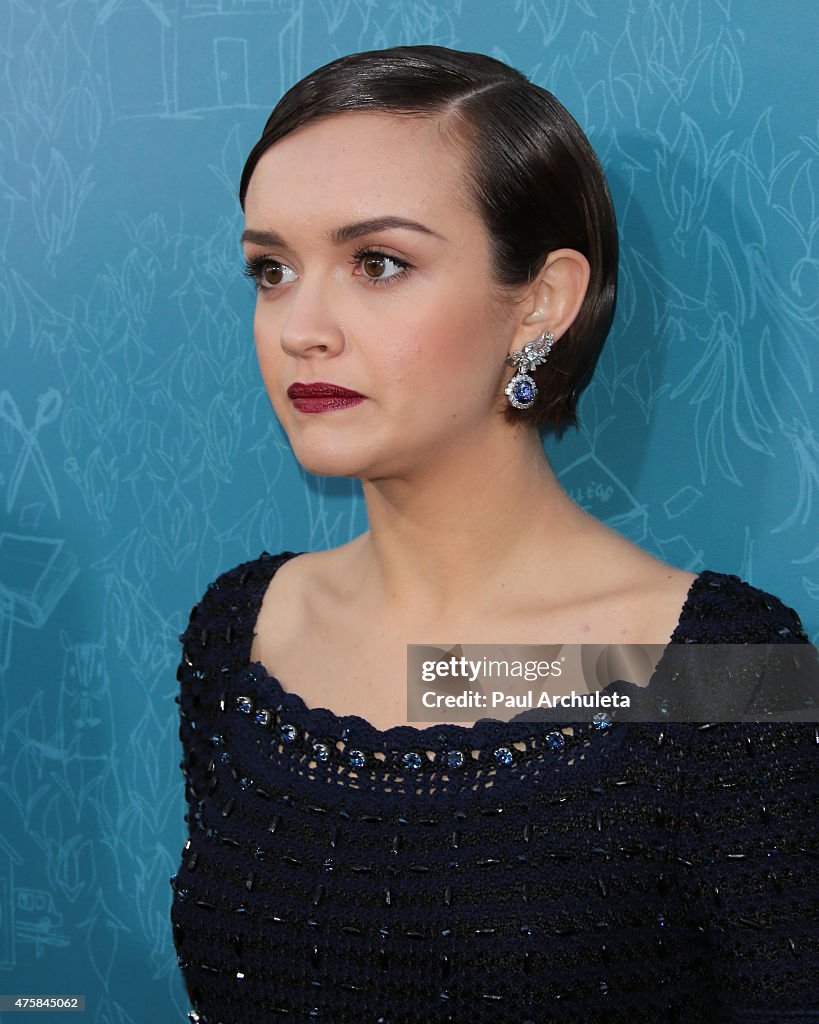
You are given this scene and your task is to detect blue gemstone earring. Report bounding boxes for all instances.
[504,330,554,409]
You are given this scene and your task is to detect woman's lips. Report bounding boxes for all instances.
[286,382,366,414]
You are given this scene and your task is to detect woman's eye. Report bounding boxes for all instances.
[243,257,297,290]
[353,249,410,284]
[259,261,297,288]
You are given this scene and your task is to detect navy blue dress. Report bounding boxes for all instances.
[171,551,819,1024]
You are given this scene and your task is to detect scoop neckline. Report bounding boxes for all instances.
[240,549,710,745]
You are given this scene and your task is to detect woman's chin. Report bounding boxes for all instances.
[289,443,370,479]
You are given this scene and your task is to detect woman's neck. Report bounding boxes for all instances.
[351,425,594,621]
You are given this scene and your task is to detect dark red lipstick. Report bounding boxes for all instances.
[287,381,366,414]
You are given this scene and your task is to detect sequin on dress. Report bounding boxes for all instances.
[170,551,819,1024]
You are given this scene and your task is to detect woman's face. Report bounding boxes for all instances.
[242,111,524,479]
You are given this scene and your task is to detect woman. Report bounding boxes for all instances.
[170,46,818,1023]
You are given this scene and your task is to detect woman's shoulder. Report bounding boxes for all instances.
[179,550,301,643]
[670,568,810,643]
[646,569,819,723]
[206,549,299,594]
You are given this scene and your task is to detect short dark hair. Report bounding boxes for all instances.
[239,45,618,433]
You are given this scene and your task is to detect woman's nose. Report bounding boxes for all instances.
[278,277,345,359]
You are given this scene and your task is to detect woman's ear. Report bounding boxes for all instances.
[509,248,591,351]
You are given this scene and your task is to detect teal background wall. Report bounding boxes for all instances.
[1,1,817,1020]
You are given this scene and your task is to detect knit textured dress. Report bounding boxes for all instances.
[170,550,819,1024]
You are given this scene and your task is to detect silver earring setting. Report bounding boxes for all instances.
[504,330,554,409]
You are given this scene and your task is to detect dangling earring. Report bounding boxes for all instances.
[504,330,554,409]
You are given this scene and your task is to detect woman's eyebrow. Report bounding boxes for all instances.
[332,216,446,244]
[240,216,446,248]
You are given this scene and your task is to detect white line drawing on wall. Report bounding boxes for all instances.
[90,548,180,675]
[0,534,79,673]
[99,0,303,119]
[53,632,115,822]
[0,172,24,264]
[214,36,249,106]
[664,485,703,520]
[1,390,63,518]
[10,271,74,359]
[31,150,95,272]
[670,306,775,487]
[514,0,571,48]
[14,886,69,960]
[649,530,705,574]
[621,350,671,423]
[302,473,366,553]
[0,838,23,969]
[774,418,819,540]
[63,449,120,532]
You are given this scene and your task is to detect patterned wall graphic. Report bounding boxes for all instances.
[1,0,817,1019]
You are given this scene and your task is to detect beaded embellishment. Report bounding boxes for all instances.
[226,668,616,777]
